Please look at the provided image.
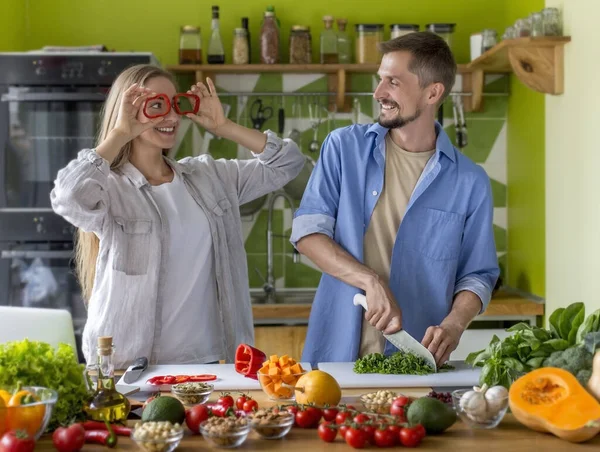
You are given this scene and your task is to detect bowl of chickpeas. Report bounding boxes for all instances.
[131,421,184,452]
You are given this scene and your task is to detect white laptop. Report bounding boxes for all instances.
[0,306,77,351]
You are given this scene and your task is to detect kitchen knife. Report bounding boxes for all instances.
[353,294,437,372]
[123,357,148,383]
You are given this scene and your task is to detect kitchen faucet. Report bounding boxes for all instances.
[261,190,299,303]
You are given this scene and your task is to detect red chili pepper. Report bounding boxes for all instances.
[234,343,267,380]
[189,374,217,382]
[81,421,132,437]
[84,421,117,448]
[174,375,190,384]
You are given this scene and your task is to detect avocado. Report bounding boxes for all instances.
[141,396,186,424]
[406,397,457,434]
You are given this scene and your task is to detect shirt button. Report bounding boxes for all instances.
[372,190,378,196]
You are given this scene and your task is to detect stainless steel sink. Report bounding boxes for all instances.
[250,288,315,304]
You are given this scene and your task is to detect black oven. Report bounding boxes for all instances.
[0,52,158,361]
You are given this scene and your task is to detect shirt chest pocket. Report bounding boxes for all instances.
[407,208,465,261]
[112,217,153,275]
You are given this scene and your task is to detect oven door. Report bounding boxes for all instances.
[0,242,86,361]
[0,86,106,241]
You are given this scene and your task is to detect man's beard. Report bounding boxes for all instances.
[377,102,422,129]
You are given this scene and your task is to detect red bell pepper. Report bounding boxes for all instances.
[234,343,267,380]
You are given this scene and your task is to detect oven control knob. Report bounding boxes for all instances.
[36,223,46,234]
[35,66,46,76]
[98,66,107,76]
[62,226,75,235]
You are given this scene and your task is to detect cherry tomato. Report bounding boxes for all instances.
[374,428,397,447]
[235,395,248,410]
[217,394,234,409]
[317,422,337,442]
[339,424,350,439]
[344,427,367,449]
[1,431,35,452]
[294,410,314,429]
[360,424,376,444]
[52,423,86,452]
[390,404,405,417]
[399,427,423,448]
[352,413,370,424]
[392,395,410,407]
[286,405,298,416]
[412,424,426,440]
[242,399,258,413]
[345,405,356,410]
[305,406,322,426]
[386,424,401,435]
[335,411,352,425]
[185,405,211,434]
[322,407,339,422]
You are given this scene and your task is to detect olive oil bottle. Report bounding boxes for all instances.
[83,336,131,422]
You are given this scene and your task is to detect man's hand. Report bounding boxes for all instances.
[421,322,463,366]
[364,278,402,335]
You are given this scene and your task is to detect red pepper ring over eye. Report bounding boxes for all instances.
[142,93,200,119]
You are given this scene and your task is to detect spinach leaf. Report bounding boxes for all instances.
[558,302,585,343]
[549,307,564,338]
[544,338,570,351]
[577,309,600,344]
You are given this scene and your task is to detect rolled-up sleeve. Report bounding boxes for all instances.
[290,133,341,247]
[50,149,111,235]
[454,168,500,313]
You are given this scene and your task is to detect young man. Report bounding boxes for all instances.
[291,32,499,366]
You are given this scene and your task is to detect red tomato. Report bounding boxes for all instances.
[295,410,315,429]
[390,404,405,417]
[399,427,423,448]
[52,424,86,452]
[386,424,401,435]
[305,406,322,426]
[286,405,298,416]
[352,413,370,424]
[235,395,248,410]
[345,405,356,410]
[217,394,234,408]
[242,399,258,412]
[360,424,376,444]
[374,428,397,447]
[322,407,338,422]
[412,424,426,440]
[317,422,337,442]
[335,411,352,425]
[185,405,211,434]
[344,427,367,449]
[392,395,410,407]
[1,431,36,452]
[339,424,350,439]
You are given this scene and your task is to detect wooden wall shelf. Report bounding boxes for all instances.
[167,37,570,113]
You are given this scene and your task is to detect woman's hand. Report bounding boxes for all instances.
[113,83,165,141]
[186,78,229,135]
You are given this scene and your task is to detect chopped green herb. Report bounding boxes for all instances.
[354,352,454,375]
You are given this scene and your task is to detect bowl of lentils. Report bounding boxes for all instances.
[199,416,251,448]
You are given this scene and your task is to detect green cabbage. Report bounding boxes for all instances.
[0,339,89,431]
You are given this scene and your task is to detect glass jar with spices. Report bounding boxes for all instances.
[336,19,351,64]
[530,12,543,37]
[355,24,383,64]
[289,26,312,64]
[179,25,202,64]
[260,11,280,64]
[542,7,562,36]
[233,28,249,65]
[514,18,531,37]
[390,24,419,39]
[320,15,338,64]
[481,29,498,52]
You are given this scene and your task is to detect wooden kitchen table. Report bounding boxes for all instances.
[35,387,599,451]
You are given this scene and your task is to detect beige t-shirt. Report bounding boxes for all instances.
[359,133,435,357]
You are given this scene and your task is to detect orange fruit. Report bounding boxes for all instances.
[294,370,342,407]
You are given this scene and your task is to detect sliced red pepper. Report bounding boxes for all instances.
[234,343,267,380]
[189,374,217,382]
[174,375,190,384]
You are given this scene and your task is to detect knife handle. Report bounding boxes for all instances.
[132,357,148,370]
[353,294,368,311]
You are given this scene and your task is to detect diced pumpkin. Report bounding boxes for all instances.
[279,355,290,367]
[258,364,270,375]
[290,363,303,374]
[509,367,600,443]
[282,374,296,384]
[270,355,279,363]
[263,360,270,367]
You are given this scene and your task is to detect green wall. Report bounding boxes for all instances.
[25,0,507,64]
[0,0,26,51]
[505,0,546,297]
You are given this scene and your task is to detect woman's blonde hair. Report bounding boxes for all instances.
[76,64,175,302]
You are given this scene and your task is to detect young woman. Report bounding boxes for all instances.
[51,65,304,369]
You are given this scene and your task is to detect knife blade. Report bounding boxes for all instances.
[123,357,148,383]
[353,294,437,372]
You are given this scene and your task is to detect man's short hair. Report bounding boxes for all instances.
[378,32,457,104]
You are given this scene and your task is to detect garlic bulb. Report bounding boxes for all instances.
[484,385,508,415]
[459,388,488,418]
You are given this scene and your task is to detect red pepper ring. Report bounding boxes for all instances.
[173,93,200,115]
[142,93,200,119]
[143,93,171,119]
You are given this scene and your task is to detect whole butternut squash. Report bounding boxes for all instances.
[509,367,600,443]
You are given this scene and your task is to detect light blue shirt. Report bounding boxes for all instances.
[290,122,499,365]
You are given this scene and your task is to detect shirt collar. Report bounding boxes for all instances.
[365,121,456,163]
[120,156,194,189]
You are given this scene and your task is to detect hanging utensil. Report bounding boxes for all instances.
[250,98,273,130]
[457,95,468,148]
[278,94,285,135]
[287,96,302,144]
[308,96,323,153]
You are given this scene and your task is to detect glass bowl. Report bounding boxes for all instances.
[451,388,509,429]
[131,422,184,452]
[0,385,58,440]
[358,390,401,414]
[250,411,295,439]
[199,420,251,449]
[170,382,213,406]
[256,372,307,402]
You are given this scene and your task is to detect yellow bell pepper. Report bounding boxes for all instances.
[0,390,10,405]
[7,390,46,437]
[0,396,6,437]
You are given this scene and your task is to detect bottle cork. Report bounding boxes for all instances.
[97,336,113,355]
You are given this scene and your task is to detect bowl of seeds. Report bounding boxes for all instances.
[131,421,184,452]
[249,409,295,439]
[170,382,213,406]
[359,389,400,414]
[199,416,251,448]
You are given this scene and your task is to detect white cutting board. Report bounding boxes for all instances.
[317,361,480,389]
[116,363,312,392]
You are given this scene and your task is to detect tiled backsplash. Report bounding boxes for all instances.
[172,73,508,290]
